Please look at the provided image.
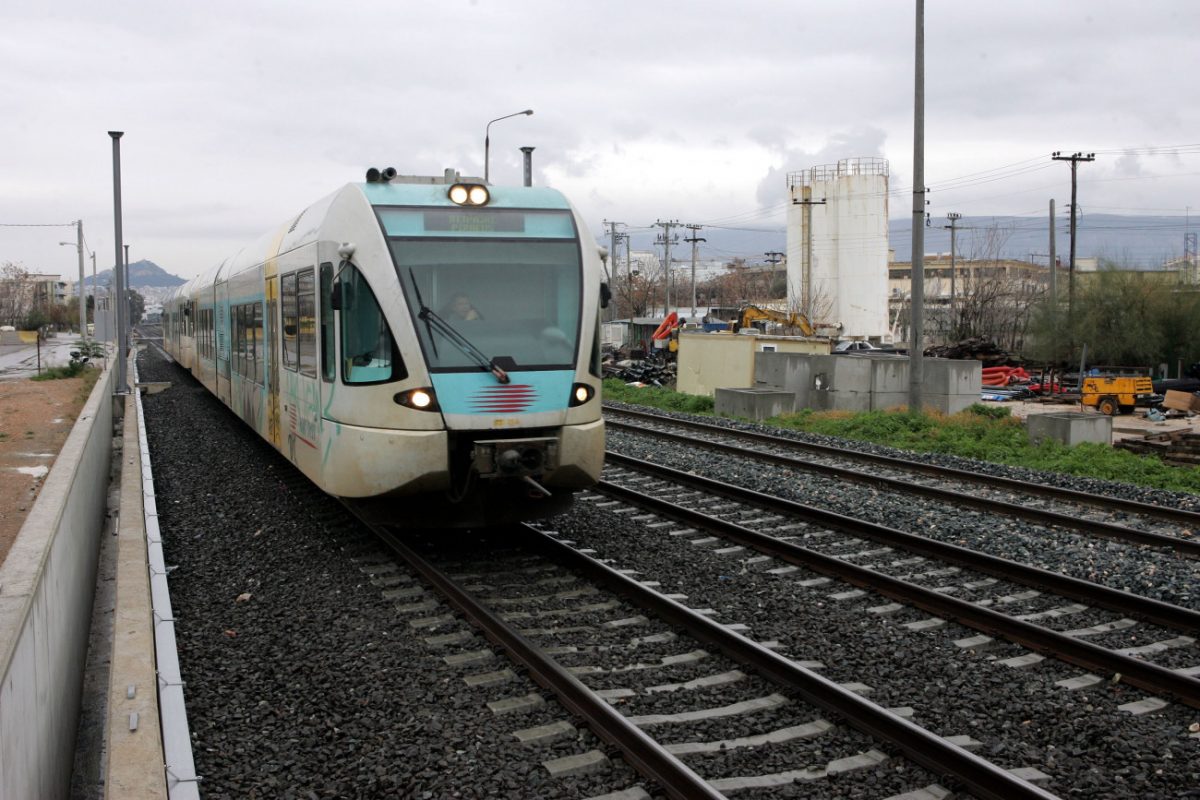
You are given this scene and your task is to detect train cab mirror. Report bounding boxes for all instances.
[599,282,612,309]
[330,280,342,311]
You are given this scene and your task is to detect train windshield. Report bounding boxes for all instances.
[386,212,581,372]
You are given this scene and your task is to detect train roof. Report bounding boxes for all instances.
[165,179,577,304]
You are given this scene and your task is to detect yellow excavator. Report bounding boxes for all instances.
[733,305,815,337]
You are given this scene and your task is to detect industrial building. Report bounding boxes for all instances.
[786,158,890,342]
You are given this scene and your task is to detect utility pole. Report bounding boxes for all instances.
[653,220,680,316]
[73,220,85,338]
[603,220,623,318]
[685,225,706,319]
[124,244,132,329]
[1048,199,1057,309]
[109,131,128,394]
[1051,151,1094,329]
[909,0,925,414]
[792,196,826,314]
[944,213,960,341]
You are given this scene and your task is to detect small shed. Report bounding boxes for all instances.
[676,331,831,396]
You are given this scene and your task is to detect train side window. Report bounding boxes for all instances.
[251,302,263,384]
[234,304,246,376]
[319,262,334,383]
[297,267,317,378]
[282,272,298,371]
[339,264,406,384]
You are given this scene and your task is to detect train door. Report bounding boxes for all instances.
[215,280,231,405]
[266,275,282,449]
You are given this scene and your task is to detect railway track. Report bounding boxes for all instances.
[604,405,1200,555]
[367,523,1059,799]
[593,456,1200,709]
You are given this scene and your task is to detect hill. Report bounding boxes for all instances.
[86,259,185,289]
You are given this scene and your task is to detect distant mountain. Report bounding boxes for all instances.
[618,214,1193,269]
[85,259,185,289]
[889,214,1192,269]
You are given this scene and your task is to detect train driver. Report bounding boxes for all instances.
[444,292,483,321]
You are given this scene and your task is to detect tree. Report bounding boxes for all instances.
[0,262,32,327]
[128,289,145,323]
[1026,263,1200,372]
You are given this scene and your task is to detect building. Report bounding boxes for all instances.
[786,158,890,341]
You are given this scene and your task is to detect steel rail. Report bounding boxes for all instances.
[367,524,724,800]
[604,451,1200,636]
[605,414,1200,558]
[520,525,1062,800]
[597,457,1200,709]
[605,405,1200,534]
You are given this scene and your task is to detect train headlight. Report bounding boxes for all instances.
[569,383,594,407]
[448,183,489,206]
[394,387,440,411]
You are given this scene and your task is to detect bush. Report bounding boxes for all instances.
[965,402,1011,419]
[31,363,85,381]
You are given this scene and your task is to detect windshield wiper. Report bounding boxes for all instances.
[408,270,510,384]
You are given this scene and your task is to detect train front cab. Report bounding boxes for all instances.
[329,183,605,526]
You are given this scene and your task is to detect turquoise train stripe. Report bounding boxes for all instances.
[430,370,573,416]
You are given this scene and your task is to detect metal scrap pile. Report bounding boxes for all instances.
[924,338,1014,367]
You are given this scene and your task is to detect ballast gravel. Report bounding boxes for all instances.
[603,420,1200,612]
[136,352,643,799]
[545,497,1200,800]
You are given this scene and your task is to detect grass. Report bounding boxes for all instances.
[31,363,87,381]
[601,379,1200,496]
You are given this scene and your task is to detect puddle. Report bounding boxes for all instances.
[14,466,49,478]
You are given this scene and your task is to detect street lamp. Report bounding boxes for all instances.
[484,109,533,184]
[58,224,85,337]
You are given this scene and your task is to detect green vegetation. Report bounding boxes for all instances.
[603,378,715,414]
[602,379,1200,495]
[31,363,88,381]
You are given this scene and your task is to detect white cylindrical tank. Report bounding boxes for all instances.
[786,158,889,339]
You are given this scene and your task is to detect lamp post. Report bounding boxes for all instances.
[484,109,533,184]
[58,219,85,337]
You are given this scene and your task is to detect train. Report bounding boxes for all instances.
[162,168,607,526]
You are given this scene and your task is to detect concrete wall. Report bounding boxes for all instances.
[755,352,980,414]
[0,366,113,799]
[676,332,829,397]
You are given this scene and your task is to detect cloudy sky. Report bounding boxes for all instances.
[2,0,1198,282]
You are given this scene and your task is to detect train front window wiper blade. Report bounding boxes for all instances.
[407,270,508,384]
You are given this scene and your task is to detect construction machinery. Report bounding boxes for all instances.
[1080,373,1158,415]
[734,305,815,337]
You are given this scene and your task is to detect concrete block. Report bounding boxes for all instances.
[714,387,795,420]
[1027,412,1112,446]
[922,357,982,395]
[921,392,978,416]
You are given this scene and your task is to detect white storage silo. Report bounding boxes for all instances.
[786,158,890,340]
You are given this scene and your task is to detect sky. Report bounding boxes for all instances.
[2,0,1199,283]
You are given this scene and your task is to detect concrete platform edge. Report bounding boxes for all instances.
[103,383,168,798]
[0,364,114,799]
[132,354,199,798]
